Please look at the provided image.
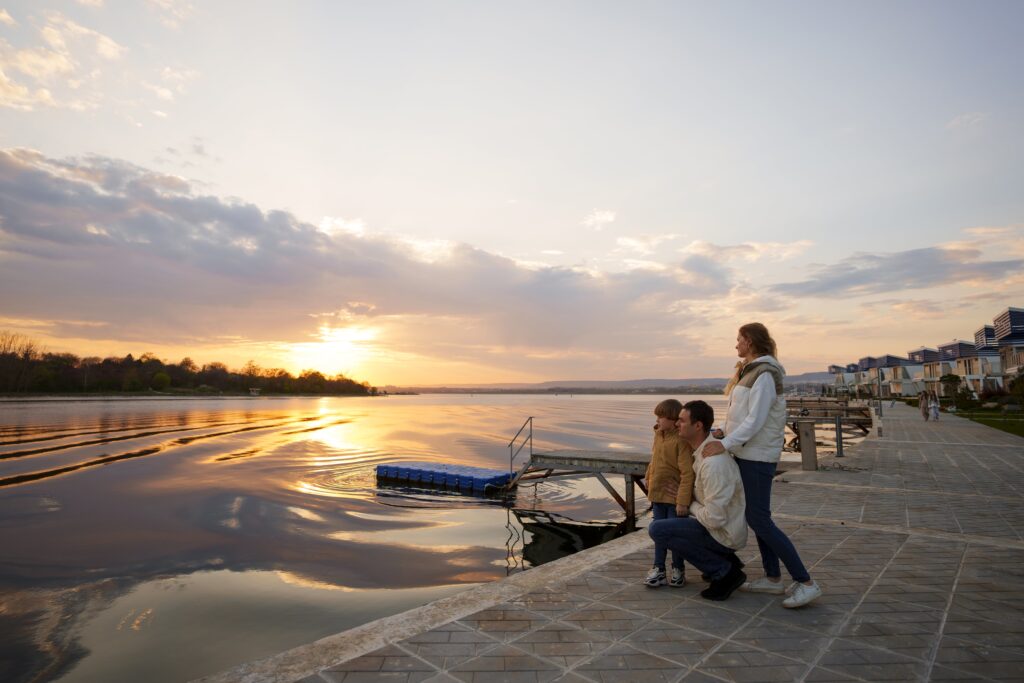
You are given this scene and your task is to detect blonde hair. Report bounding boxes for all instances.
[654,398,683,420]
[724,323,779,395]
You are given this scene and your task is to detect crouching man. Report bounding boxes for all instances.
[648,400,748,601]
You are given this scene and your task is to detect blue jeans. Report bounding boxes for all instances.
[648,517,733,580]
[650,502,681,570]
[735,458,810,583]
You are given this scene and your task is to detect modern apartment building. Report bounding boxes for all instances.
[826,306,1021,397]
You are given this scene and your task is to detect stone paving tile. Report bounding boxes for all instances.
[597,581,689,617]
[621,621,720,667]
[932,634,1024,680]
[558,603,650,640]
[657,599,755,638]
[509,619,613,667]
[446,643,562,683]
[940,606,1024,653]
[691,641,811,682]
[730,617,832,663]
[505,589,594,619]
[395,621,501,670]
[816,637,930,681]
[549,573,626,601]
[756,601,852,637]
[321,644,437,682]
[455,606,551,643]
[572,642,684,683]
[800,667,862,682]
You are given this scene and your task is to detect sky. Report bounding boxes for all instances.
[1,1,1023,386]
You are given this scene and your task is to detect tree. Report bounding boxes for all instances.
[151,371,171,390]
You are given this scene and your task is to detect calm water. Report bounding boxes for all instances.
[0,394,738,683]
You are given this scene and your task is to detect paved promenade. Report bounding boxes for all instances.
[200,404,1024,683]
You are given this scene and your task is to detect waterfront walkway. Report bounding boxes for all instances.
[200,403,1024,683]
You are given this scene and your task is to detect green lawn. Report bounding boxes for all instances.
[959,414,1024,438]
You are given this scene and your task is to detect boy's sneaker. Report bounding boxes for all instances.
[741,576,786,595]
[669,567,685,587]
[644,567,667,588]
[700,566,746,602]
[782,580,823,608]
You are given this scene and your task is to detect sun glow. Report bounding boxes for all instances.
[288,325,378,378]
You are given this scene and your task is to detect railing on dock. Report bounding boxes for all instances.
[508,416,533,474]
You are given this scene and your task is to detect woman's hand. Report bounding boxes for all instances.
[702,440,726,457]
[676,504,689,517]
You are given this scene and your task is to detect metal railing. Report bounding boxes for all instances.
[508,416,533,474]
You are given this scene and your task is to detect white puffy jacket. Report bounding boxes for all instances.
[720,355,787,464]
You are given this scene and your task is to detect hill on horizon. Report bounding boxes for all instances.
[385,371,833,392]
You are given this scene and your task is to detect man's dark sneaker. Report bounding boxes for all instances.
[701,553,744,582]
[700,566,746,601]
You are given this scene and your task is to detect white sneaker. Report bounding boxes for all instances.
[782,580,823,608]
[644,567,667,588]
[740,576,785,595]
[669,567,685,587]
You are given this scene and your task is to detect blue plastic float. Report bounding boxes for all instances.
[375,461,511,492]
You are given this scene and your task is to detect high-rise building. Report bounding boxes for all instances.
[975,324,997,350]
[994,307,1024,345]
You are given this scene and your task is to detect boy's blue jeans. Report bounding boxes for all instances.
[735,458,810,583]
[648,517,733,580]
[651,502,682,570]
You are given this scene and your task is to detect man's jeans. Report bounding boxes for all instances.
[651,502,681,570]
[648,517,734,580]
[735,458,810,583]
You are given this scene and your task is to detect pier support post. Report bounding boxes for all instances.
[624,475,636,530]
[834,415,844,457]
[797,419,817,471]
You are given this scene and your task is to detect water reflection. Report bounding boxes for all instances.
[0,394,729,683]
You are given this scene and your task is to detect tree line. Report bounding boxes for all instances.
[0,331,374,395]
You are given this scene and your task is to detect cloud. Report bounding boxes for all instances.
[76,0,105,6]
[770,247,1024,297]
[681,240,813,262]
[0,11,124,111]
[581,209,616,230]
[946,112,988,131]
[0,9,16,26]
[0,148,735,379]
[149,0,194,29]
[615,233,678,256]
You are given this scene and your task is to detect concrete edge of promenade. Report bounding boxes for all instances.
[193,522,654,683]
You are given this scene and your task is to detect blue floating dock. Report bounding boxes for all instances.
[375,461,511,492]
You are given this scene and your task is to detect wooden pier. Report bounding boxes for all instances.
[509,448,650,526]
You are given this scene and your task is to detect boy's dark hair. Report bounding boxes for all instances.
[654,398,683,420]
[681,400,714,434]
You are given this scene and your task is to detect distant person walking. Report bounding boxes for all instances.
[919,391,930,421]
[702,322,823,608]
[930,391,941,421]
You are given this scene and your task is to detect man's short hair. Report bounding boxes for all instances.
[682,400,714,433]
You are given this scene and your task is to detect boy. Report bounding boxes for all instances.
[643,398,696,587]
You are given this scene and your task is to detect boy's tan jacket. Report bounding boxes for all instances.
[645,428,695,509]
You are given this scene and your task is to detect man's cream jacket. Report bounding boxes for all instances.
[689,435,748,550]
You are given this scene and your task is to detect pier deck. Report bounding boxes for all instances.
[512,449,650,520]
[197,403,1024,683]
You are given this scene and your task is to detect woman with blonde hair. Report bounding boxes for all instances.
[702,323,822,608]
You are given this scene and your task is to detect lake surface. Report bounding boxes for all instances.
[0,394,741,683]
